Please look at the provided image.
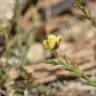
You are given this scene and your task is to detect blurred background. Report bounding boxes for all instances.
[0,0,96,96]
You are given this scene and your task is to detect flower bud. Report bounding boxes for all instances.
[43,35,61,51]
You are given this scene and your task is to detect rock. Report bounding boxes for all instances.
[27,43,45,63]
[0,0,29,27]
[87,1,96,17]
[0,0,14,26]
[8,68,18,79]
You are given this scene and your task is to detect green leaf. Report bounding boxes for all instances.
[42,59,59,65]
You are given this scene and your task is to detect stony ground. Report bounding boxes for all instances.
[0,0,96,96]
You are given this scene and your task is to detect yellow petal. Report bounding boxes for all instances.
[47,40,56,51]
[43,35,61,51]
[43,40,48,48]
[48,35,57,41]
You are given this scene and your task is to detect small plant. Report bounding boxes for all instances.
[74,0,96,60]
[74,0,96,26]
[43,34,96,88]
[0,0,54,96]
[43,0,96,88]
[0,0,96,95]
[43,0,96,86]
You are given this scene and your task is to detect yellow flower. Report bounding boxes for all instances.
[43,35,61,51]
